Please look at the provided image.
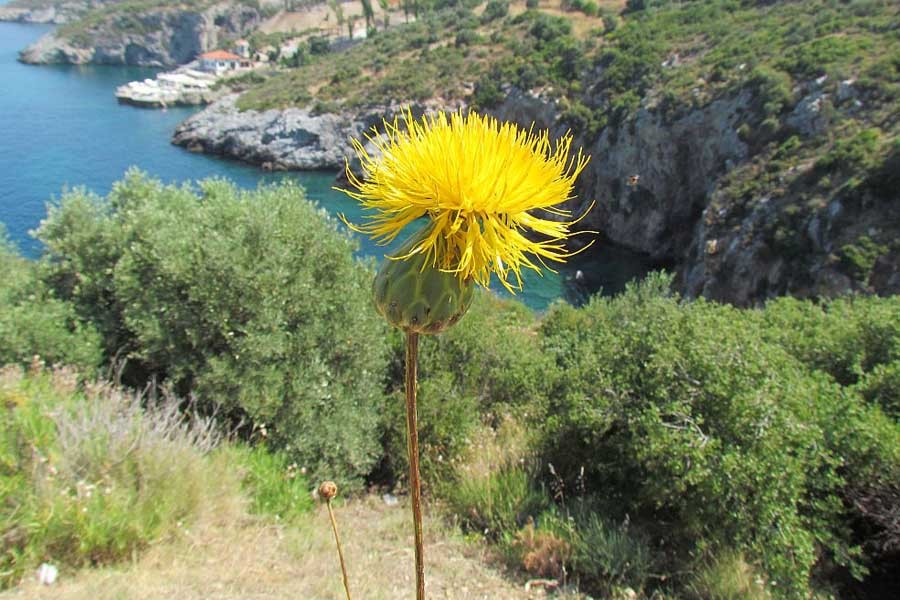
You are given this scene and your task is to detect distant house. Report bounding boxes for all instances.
[198,50,250,73]
[234,39,250,58]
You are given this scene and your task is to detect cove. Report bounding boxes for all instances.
[0,20,655,310]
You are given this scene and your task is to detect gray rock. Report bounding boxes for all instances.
[19,2,261,67]
[174,96,466,171]
[172,95,366,170]
[837,79,858,103]
[785,91,829,138]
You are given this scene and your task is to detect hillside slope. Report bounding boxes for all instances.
[175,0,899,305]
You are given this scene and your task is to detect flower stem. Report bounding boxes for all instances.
[405,331,425,600]
[326,498,352,600]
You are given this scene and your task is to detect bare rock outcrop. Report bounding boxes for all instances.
[172,95,365,170]
[19,2,260,67]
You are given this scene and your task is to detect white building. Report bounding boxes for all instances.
[198,50,250,73]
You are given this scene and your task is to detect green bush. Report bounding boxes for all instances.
[383,292,554,487]
[226,444,314,522]
[760,295,899,387]
[0,366,234,589]
[538,274,895,597]
[0,231,101,371]
[568,512,655,594]
[36,171,389,491]
[746,65,794,117]
[816,128,883,174]
[480,0,508,23]
[857,361,900,420]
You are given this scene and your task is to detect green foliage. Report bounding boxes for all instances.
[686,551,772,600]
[747,66,795,117]
[538,274,899,597]
[840,235,889,283]
[383,293,554,487]
[817,128,883,174]
[567,512,655,594]
[448,463,547,538]
[857,361,900,420]
[760,295,899,387]
[0,366,233,590]
[225,444,313,522]
[480,0,508,24]
[443,419,547,539]
[0,231,101,371]
[36,171,389,491]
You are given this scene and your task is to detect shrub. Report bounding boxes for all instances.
[480,0,508,23]
[568,512,655,595]
[746,66,794,117]
[760,295,899,387]
[417,292,555,419]
[538,274,887,596]
[0,231,101,371]
[525,0,539,7]
[225,444,314,522]
[857,361,900,420]
[444,419,547,538]
[0,366,235,589]
[816,128,883,174]
[36,171,390,490]
[686,551,772,600]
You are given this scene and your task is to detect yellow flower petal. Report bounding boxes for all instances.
[339,109,593,292]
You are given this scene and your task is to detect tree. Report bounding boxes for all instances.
[360,0,375,31]
[328,0,345,36]
[377,0,390,29]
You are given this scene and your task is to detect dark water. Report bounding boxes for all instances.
[0,20,655,310]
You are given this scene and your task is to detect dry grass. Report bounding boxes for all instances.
[4,496,584,600]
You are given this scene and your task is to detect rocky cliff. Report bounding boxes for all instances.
[18,1,261,67]
[491,86,899,305]
[0,1,100,24]
[172,79,898,306]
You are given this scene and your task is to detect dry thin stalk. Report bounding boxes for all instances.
[326,499,352,600]
[405,331,425,600]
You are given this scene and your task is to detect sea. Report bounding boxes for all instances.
[0,19,655,310]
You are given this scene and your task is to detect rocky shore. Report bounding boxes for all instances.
[172,95,366,171]
[172,85,898,305]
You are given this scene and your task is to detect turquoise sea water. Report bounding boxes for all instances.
[0,20,654,310]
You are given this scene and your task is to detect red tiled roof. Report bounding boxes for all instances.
[200,50,243,61]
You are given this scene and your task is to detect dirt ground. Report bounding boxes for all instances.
[4,496,585,600]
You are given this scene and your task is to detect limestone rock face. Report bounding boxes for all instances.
[173,84,897,305]
[18,2,260,67]
[173,97,464,172]
[491,88,750,261]
[171,95,366,170]
[487,86,897,305]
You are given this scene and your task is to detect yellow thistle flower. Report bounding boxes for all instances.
[340,110,592,292]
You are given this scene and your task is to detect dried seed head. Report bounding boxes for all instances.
[318,481,338,501]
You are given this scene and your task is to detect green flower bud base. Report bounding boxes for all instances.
[373,230,475,334]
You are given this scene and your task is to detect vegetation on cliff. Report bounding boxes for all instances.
[230,0,899,300]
